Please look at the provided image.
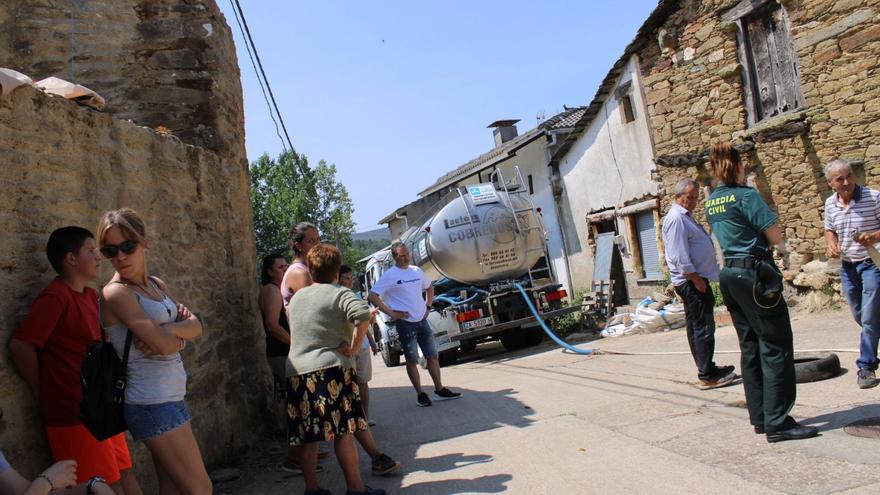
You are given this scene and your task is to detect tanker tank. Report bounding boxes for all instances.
[402,184,544,285]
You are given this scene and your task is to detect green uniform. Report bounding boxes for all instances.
[706,184,796,432]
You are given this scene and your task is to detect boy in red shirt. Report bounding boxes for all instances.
[10,227,141,494]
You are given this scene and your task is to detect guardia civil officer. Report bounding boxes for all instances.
[705,142,818,443]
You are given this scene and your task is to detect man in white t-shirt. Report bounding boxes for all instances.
[368,243,461,407]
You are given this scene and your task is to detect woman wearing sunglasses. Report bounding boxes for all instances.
[97,209,211,494]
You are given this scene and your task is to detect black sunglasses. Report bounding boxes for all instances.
[100,240,139,258]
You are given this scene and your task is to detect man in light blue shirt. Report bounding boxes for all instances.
[662,179,736,389]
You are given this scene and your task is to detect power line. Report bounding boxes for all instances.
[227,0,287,153]
[230,0,295,153]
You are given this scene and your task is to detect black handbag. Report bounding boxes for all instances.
[79,314,132,441]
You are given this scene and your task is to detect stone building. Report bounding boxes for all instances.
[628,0,879,308]
[0,1,268,488]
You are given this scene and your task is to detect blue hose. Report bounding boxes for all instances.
[435,287,490,307]
[514,283,595,355]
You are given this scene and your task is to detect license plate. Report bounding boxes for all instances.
[461,316,493,330]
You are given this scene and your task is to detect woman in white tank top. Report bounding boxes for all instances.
[98,209,211,495]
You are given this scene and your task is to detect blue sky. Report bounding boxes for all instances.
[218,1,659,231]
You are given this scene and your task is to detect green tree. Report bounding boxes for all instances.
[249,150,356,263]
[312,160,356,253]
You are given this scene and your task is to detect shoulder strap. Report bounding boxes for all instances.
[147,276,175,305]
[114,330,133,400]
[101,282,135,367]
[97,291,108,344]
[121,330,133,368]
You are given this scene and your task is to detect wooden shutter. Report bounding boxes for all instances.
[742,4,803,122]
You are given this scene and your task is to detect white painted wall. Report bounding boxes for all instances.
[556,55,659,290]
[501,138,571,296]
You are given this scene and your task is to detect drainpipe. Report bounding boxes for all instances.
[550,161,575,296]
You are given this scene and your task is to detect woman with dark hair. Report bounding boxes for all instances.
[278,225,334,474]
[281,222,320,306]
[97,208,211,493]
[260,253,290,390]
[705,142,817,443]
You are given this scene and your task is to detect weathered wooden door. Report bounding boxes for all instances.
[741,4,803,122]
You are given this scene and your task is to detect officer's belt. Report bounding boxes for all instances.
[724,257,764,269]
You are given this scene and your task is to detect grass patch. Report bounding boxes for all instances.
[710,282,724,307]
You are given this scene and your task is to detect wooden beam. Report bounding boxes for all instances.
[750,120,809,143]
[653,208,667,278]
[655,142,756,167]
[721,0,772,22]
[624,215,644,279]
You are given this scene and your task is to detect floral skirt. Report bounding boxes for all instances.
[286,366,367,445]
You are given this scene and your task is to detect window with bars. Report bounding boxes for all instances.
[723,0,804,126]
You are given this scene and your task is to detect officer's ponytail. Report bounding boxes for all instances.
[710,142,742,185]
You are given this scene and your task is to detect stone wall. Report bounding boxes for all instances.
[638,0,880,309]
[0,0,245,161]
[0,85,270,486]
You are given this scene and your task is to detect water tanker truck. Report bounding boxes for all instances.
[362,167,580,367]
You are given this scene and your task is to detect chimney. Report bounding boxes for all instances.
[488,119,519,147]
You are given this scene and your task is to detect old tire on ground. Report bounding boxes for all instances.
[381,343,401,368]
[439,349,459,367]
[794,352,840,383]
[459,340,477,353]
[500,328,527,351]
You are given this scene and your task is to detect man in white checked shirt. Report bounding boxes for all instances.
[824,159,880,389]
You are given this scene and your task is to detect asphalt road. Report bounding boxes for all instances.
[221,309,880,494]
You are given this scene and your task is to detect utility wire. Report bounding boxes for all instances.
[230,0,295,153]
[228,0,287,154]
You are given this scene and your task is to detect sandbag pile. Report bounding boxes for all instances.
[600,294,686,338]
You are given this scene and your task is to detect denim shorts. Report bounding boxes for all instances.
[123,401,191,442]
[396,318,438,363]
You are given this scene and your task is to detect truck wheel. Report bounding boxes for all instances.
[439,349,459,367]
[381,344,401,368]
[459,340,477,353]
[524,327,544,347]
[500,329,527,351]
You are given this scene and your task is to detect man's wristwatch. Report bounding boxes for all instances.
[87,477,107,494]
